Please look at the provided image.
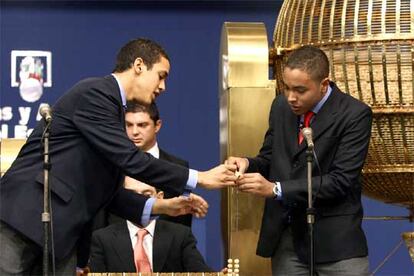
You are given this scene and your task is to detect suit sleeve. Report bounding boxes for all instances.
[89,232,108,272]
[106,188,147,225]
[158,151,193,227]
[72,85,188,195]
[282,106,373,207]
[160,151,190,200]
[181,228,213,272]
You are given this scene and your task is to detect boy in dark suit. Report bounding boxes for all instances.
[0,38,237,275]
[227,45,371,275]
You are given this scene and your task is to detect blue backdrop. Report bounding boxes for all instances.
[1,1,412,274]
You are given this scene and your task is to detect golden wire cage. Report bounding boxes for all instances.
[272,0,414,211]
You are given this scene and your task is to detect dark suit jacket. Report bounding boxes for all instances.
[0,75,189,260]
[89,220,212,273]
[158,149,192,227]
[248,82,372,263]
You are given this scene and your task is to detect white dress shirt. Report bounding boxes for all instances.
[127,219,156,271]
[146,143,160,159]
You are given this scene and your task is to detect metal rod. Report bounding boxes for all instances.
[363,216,411,220]
[370,239,404,275]
[306,147,315,276]
[42,129,51,276]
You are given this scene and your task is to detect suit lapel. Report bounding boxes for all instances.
[152,221,173,272]
[111,222,136,272]
[293,84,340,157]
[311,87,340,141]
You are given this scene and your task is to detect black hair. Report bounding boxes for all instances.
[285,45,329,82]
[125,100,160,123]
[113,38,169,73]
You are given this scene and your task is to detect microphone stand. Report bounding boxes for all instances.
[306,145,315,276]
[42,122,52,276]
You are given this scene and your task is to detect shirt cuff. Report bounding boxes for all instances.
[274,181,282,200]
[141,197,157,226]
[185,169,198,191]
[244,158,249,171]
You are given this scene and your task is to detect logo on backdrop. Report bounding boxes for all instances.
[0,50,52,138]
[11,50,52,102]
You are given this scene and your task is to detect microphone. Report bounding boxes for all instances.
[302,127,314,149]
[39,104,52,123]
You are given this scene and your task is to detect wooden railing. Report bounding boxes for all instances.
[88,273,225,276]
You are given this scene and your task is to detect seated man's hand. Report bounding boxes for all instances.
[197,164,238,189]
[189,193,209,218]
[151,196,193,217]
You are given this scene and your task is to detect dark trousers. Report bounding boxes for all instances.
[271,227,369,276]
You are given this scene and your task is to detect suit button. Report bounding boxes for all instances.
[293,161,299,168]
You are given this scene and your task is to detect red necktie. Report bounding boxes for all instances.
[134,229,152,273]
[298,111,315,144]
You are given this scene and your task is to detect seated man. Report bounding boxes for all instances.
[123,101,195,227]
[89,181,213,273]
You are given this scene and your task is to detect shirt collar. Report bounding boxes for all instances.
[127,219,156,238]
[311,83,332,114]
[146,142,160,159]
[111,73,127,108]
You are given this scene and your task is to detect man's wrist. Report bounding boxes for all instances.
[197,171,205,187]
[151,198,164,215]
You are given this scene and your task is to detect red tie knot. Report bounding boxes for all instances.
[303,111,315,128]
[137,228,149,240]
